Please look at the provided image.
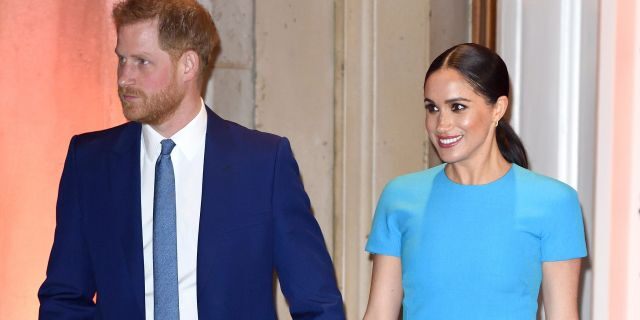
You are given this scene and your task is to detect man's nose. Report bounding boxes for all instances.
[117,63,135,87]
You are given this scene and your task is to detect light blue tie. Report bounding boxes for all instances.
[153,139,179,320]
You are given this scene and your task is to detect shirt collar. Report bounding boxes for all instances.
[141,99,207,161]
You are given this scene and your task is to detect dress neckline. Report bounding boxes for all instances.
[439,163,516,188]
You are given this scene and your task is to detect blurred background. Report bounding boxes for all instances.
[0,0,637,319]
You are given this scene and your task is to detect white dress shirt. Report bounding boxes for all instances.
[140,102,207,320]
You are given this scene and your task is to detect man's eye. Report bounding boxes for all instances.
[452,103,466,111]
[425,104,439,113]
[118,57,126,65]
[138,59,150,65]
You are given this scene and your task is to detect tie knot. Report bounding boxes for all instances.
[160,139,176,156]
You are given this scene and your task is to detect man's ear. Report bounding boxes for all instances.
[494,95,509,123]
[179,50,199,82]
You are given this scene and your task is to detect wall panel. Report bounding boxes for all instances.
[333,1,430,318]
[254,1,335,317]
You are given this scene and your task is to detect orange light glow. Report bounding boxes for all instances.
[609,0,637,318]
[0,1,121,318]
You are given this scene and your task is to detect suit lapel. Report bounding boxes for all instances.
[197,107,236,294]
[109,123,146,316]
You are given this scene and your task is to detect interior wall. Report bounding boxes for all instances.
[213,2,431,318]
[333,1,431,318]
[254,1,336,318]
[429,0,471,60]
[203,0,255,129]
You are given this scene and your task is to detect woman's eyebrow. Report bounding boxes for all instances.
[444,97,471,104]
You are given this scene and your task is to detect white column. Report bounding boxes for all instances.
[497,0,597,318]
[333,2,376,317]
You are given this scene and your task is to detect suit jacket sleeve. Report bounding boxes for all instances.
[38,136,96,319]
[272,138,345,319]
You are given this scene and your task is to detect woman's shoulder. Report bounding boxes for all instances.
[378,164,445,201]
[512,165,579,202]
[385,164,445,189]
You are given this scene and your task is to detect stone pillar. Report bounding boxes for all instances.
[202,0,255,129]
[255,1,336,318]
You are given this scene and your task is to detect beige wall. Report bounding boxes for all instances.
[255,0,336,250]
[255,1,336,316]
[208,0,432,318]
[255,2,431,318]
[429,0,470,60]
[333,1,430,318]
[204,0,255,129]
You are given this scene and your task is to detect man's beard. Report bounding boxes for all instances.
[118,79,185,126]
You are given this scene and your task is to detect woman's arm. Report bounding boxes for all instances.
[363,255,403,320]
[541,258,582,320]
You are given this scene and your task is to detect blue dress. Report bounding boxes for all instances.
[365,164,587,319]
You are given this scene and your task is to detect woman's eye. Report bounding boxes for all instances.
[425,104,439,113]
[452,103,466,111]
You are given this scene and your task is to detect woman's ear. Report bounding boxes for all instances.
[494,96,509,123]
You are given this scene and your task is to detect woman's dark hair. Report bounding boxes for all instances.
[425,43,529,168]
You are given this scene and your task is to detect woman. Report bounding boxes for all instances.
[363,43,587,319]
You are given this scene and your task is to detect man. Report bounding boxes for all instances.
[38,0,345,319]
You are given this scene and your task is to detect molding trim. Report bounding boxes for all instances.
[496,0,522,133]
[593,0,616,318]
[557,0,582,188]
[472,0,497,50]
[333,1,376,318]
[333,1,430,318]
[627,1,640,318]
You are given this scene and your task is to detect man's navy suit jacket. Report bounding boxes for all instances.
[38,107,345,319]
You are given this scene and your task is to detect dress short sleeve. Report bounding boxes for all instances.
[540,187,588,261]
[366,183,402,257]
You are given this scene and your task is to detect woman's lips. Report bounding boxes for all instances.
[437,135,462,148]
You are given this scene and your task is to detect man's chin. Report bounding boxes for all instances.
[122,106,150,124]
[123,108,167,126]
[122,105,139,122]
[119,89,182,126]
